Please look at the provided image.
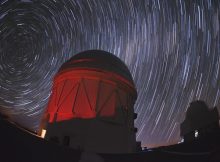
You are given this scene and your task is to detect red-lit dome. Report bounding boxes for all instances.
[45,50,137,123]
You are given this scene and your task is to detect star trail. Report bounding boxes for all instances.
[0,0,220,147]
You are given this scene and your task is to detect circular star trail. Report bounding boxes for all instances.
[0,0,220,147]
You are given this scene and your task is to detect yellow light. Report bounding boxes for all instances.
[41,129,47,138]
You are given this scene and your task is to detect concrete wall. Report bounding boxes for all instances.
[45,116,137,153]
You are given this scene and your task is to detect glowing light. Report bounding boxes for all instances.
[195,130,199,138]
[40,129,47,138]
[178,138,184,143]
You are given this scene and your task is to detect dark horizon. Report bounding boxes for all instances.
[0,116,219,162]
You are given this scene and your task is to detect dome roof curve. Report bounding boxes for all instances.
[58,50,135,86]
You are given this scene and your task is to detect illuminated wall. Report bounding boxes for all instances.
[43,50,139,153]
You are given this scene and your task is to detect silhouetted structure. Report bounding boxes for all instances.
[180,100,219,142]
[1,65,220,161]
[40,50,139,153]
[1,118,220,162]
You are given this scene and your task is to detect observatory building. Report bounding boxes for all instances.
[41,50,139,153]
[180,100,219,142]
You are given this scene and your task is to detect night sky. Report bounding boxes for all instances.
[0,0,220,148]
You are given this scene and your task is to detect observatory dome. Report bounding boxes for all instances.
[45,50,137,123]
[58,50,135,87]
[42,50,139,153]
